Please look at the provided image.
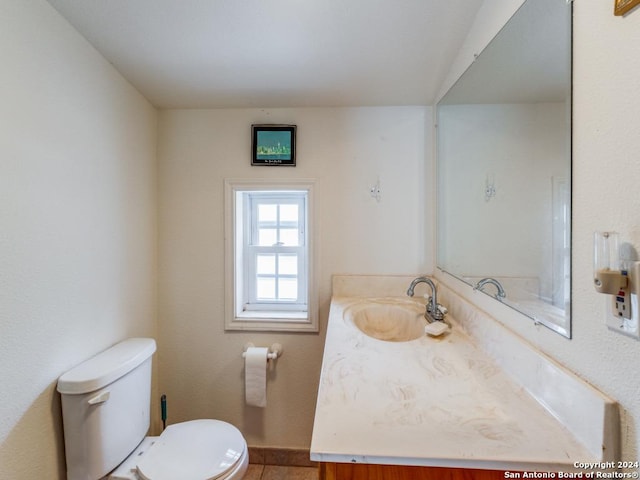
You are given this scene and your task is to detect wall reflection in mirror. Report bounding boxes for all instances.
[436,0,572,337]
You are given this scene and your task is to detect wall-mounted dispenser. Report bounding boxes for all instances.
[594,232,627,295]
[593,231,640,339]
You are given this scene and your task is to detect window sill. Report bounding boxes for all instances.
[226,310,317,332]
[236,310,307,320]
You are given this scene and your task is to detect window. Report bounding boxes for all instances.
[245,192,307,309]
[224,179,317,332]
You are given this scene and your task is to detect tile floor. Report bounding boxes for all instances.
[244,464,319,480]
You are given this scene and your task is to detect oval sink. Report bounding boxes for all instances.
[345,302,425,342]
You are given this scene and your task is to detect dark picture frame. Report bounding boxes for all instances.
[251,124,296,166]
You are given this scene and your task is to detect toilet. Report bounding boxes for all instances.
[57,338,248,480]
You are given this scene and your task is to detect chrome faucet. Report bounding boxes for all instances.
[406,276,446,322]
[474,277,506,300]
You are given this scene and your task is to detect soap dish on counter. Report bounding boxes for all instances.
[425,322,449,337]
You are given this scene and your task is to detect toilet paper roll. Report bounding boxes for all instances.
[244,347,268,407]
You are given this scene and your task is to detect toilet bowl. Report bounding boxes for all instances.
[110,420,248,480]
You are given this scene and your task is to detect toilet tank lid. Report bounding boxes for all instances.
[57,338,156,394]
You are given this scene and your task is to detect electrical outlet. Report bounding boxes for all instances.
[605,262,640,339]
[613,289,631,319]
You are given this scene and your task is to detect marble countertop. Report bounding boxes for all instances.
[310,295,597,471]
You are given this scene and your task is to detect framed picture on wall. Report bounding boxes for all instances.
[614,0,640,15]
[251,124,296,166]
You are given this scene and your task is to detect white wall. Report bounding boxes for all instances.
[0,1,158,478]
[157,107,430,448]
[436,0,640,467]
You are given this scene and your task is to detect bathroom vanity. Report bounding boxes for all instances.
[318,462,506,479]
[310,276,619,479]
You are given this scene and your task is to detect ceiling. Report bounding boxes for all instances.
[440,0,571,105]
[46,0,485,109]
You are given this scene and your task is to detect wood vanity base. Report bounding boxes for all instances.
[319,462,513,480]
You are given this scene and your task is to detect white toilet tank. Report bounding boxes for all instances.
[57,338,157,480]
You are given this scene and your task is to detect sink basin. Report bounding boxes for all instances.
[345,301,426,342]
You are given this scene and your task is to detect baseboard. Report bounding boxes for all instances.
[248,447,317,467]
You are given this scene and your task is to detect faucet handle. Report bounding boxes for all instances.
[437,304,448,316]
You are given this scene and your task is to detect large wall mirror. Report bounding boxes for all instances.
[436,0,572,337]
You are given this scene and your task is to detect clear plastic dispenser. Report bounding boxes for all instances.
[593,231,627,294]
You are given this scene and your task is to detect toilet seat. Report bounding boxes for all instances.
[136,419,247,480]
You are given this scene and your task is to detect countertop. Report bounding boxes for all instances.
[310,295,597,472]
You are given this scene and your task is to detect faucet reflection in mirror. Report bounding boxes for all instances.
[474,277,507,301]
[435,0,572,337]
[406,277,447,323]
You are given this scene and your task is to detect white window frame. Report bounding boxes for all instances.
[224,179,318,332]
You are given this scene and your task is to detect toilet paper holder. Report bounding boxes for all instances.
[242,342,283,361]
